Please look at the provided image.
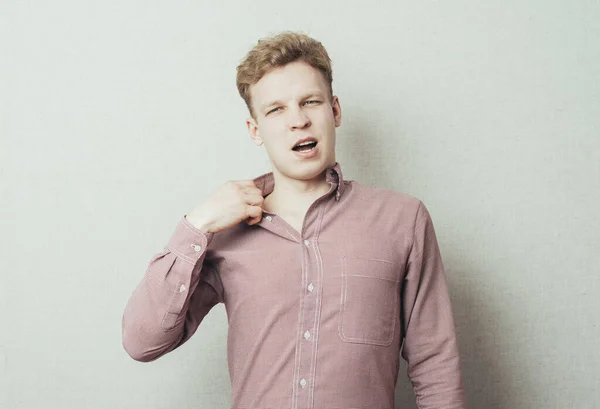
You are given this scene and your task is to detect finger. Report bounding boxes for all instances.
[245,216,261,226]
[246,205,263,220]
[244,207,262,226]
[236,180,258,188]
[240,185,263,196]
[244,193,264,206]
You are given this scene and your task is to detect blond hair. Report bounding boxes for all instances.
[236,31,333,118]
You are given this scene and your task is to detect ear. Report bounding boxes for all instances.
[246,117,263,146]
[332,95,342,127]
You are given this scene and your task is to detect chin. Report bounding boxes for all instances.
[293,160,333,180]
[271,147,335,178]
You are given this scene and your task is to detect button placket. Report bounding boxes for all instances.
[294,234,319,408]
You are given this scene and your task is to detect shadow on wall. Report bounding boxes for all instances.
[394,273,518,409]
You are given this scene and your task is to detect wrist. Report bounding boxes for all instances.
[185,214,214,233]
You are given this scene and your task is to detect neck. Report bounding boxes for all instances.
[264,167,332,216]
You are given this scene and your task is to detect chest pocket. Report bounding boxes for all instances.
[338,256,401,346]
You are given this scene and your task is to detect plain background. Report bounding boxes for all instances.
[2,1,599,408]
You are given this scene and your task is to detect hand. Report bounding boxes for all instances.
[186,180,264,233]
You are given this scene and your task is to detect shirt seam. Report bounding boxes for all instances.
[406,200,424,276]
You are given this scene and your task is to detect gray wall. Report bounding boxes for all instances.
[2,1,599,408]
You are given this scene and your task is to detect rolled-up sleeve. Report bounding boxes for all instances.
[122,216,224,362]
[401,201,466,408]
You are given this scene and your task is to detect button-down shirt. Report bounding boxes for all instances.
[122,162,466,409]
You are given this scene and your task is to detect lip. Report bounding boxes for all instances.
[293,143,319,159]
[291,136,318,150]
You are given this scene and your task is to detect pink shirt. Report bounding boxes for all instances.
[122,162,466,409]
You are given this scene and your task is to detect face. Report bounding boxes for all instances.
[246,60,342,182]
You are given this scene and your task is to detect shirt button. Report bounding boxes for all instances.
[266,216,272,222]
[300,378,307,388]
[304,330,311,340]
[179,284,186,292]
[191,244,202,252]
[304,240,310,247]
[307,283,314,292]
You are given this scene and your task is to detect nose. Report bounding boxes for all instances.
[287,106,311,130]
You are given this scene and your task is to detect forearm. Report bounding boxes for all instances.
[402,290,466,408]
[122,217,219,362]
[401,201,467,408]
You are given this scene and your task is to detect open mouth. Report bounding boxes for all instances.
[292,141,318,152]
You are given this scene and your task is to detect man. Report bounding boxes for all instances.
[122,31,466,409]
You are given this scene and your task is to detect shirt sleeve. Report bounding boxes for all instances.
[400,201,467,409]
[122,216,224,362]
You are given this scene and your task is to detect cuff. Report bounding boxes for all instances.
[166,216,215,264]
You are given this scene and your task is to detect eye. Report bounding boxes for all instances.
[304,100,320,105]
[266,107,282,115]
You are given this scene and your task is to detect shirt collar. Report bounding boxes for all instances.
[252,162,346,202]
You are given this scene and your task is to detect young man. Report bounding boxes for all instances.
[122,31,466,409]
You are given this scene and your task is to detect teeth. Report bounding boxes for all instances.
[296,141,315,147]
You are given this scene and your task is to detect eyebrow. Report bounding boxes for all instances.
[260,91,326,112]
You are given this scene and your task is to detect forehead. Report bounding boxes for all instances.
[250,61,329,106]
